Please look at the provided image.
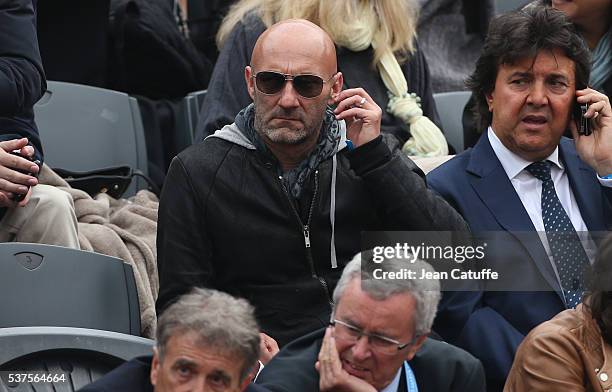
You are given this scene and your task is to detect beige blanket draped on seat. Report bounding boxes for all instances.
[38,164,159,338]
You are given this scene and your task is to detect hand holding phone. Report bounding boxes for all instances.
[9,150,41,202]
[572,87,612,177]
[333,88,382,148]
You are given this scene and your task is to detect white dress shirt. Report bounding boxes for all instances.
[380,366,402,392]
[487,128,605,284]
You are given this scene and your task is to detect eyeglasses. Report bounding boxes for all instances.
[330,319,420,355]
[252,70,335,99]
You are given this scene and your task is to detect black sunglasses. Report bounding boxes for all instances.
[252,71,335,99]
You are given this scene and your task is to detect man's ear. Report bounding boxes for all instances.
[245,66,256,101]
[328,72,343,104]
[150,347,160,387]
[404,334,428,362]
[485,91,494,112]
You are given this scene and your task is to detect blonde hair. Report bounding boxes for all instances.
[217,0,419,65]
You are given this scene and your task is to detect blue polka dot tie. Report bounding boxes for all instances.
[526,161,588,308]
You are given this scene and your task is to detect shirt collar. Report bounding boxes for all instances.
[487,127,563,180]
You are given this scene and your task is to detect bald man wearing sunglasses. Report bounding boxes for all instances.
[156,19,467,347]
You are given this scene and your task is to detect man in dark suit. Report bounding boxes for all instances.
[80,288,273,392]
[427,6,612,391]
[255,252,486,392]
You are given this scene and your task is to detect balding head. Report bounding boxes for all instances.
[251,19,337,75]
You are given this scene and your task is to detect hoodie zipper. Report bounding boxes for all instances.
[278,170,333,306]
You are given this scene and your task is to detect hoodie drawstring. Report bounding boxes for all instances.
[330,153,338,269]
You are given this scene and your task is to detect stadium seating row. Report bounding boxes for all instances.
[34,81,464,181]
[0,242,153,390]
[0,82,467,390]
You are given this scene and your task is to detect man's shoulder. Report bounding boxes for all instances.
[558,136,583,166]
[427,148,475,190]
[180,134,234,155]
[246,383,273,392]
[430,149,473,174]
[414,338,480,367]
[175,132,250,173]
[261,328,323,369]
[255,329,324,389]
[78,355,153,392]
[411,339,485,391]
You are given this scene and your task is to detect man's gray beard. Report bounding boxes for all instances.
[257,125,311,145]
[252,95,328,145]
[254,110,323,146]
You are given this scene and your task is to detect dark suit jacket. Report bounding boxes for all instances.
[78,356,153,392]
[0,0,46,162]
[78,355,271,392]
[256,328,486,392]
[427,134,612,391]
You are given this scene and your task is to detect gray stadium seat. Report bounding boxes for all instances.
[0,243,140,335]
[187,90,207,140]
[0,326,154,391]
[434,91,472,153]
[174,89,207,152]
[34,81,148,195]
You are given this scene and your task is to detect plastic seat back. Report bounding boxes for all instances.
[433,91,472,153]
[0,327,154,391]
[34,81,148,195]
[0,243,140,335]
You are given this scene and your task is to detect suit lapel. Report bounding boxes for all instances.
[559,138,607,231]
[466,136,562,294]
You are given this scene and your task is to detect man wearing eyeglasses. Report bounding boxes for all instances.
[156,19,467,347]
[255,252,485,392]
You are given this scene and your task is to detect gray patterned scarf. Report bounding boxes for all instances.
[235,104,341,199]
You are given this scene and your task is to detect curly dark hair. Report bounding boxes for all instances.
[584,234,612,345]
[466,5,591,131]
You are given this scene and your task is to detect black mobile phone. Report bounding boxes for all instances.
[573,101,591,136]
[10,150,41,202]
[573,81,591,136]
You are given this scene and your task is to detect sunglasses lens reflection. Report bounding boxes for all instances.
[256,72,285,94]
[255,72,324,98]
[293,75,324,98]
